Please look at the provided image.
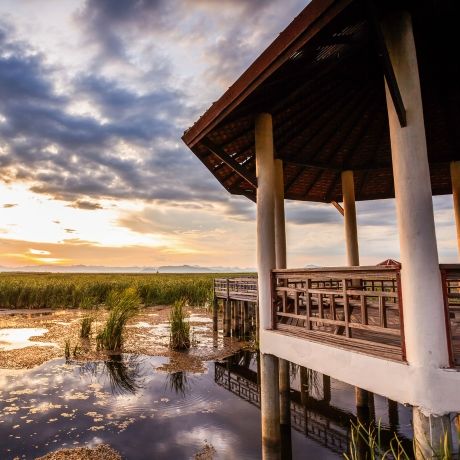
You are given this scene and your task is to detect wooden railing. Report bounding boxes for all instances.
[272,267,405,362]
[440,265,460,367]
[214,277,258,302]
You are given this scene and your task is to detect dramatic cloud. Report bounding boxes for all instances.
[0,1,455,268]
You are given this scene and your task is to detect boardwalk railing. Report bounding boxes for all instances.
[214,277,258,302]
[272,267,405,362]
[440,264,460,367]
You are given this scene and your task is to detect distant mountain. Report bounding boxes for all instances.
[152,265,254,274]
[0,264,254,274]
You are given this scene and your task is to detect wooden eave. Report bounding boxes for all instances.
[182,0,460,203]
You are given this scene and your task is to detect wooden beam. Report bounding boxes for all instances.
[201,139,257,188]
[331,200,344,216]
[367,0,406,127]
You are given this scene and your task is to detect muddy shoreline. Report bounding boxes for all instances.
[0,306,252,371]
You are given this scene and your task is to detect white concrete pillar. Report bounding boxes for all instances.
[255,113,276,331]
[383,12,449,368]
[341,170,359,266]
[450,161,460,255]
[413,408,452,460]
[261,353,281,460]
[256,113,281,459]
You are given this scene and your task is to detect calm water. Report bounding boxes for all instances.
[0,351,413,459]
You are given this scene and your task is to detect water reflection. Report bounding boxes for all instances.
[79,354,144,395]
[166,371,190,397]
[215,350,413,458]
[0,350,414,459]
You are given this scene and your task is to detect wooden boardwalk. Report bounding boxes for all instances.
[214,265,460,368]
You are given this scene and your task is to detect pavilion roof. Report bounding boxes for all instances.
[182,0,459,203]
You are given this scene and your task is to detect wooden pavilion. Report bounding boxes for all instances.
[182,1,460,458]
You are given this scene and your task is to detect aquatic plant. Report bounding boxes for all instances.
[169,298,191,350]
[344,420,409,460]
[80,316,93,338]
[64,339,81,360]
[64,339,71,360]
[96,287,140,351]
[344,420,454,460]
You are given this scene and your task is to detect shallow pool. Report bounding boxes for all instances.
[0,351,413,459]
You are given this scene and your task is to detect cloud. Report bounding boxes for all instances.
[68,200,103,210]
[2,203,17,208]
[29,248,51,255]
[0,20,221,206]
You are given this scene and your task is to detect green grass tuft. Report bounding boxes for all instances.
[96,287,140,351]
[80,316,93,338]
[169,298,191,350]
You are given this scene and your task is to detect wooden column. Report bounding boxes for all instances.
[451,161,460,255]
[343,170,369,408]
[274,159,287,268]
[274,158,291,435]
[341,170,359,266]
[212,297,218,332]
[224,300,231,337]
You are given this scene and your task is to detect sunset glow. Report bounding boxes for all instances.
[0,0,456,270]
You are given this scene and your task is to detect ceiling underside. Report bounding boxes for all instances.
[183,0,460,203]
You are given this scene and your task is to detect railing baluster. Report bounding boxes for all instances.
[361,294,367,325]
[305,278,311,330]
[342,278,350,338]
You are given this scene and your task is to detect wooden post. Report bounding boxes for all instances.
[274,158,291,440]
[388,399,399,431]
[274,159,287,269]
[451,161,460,255]
[213,297,218,333]
[341,170,359,266]
[323,374,331,403]
[224,300,231,337]
[243,301,249,338]
[232,301,237,337]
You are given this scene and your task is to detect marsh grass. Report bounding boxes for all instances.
[80,316,93,338]
[0,272,230,309]
[169,298,191,350]
[96,287,140,351]
[344,420,454,460]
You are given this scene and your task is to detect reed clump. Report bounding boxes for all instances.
[344,420,454,460]
[169,298,191,350]
[96,287,140,351]
[80,316,93,338]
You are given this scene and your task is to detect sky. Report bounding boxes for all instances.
[0,0,456,269]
